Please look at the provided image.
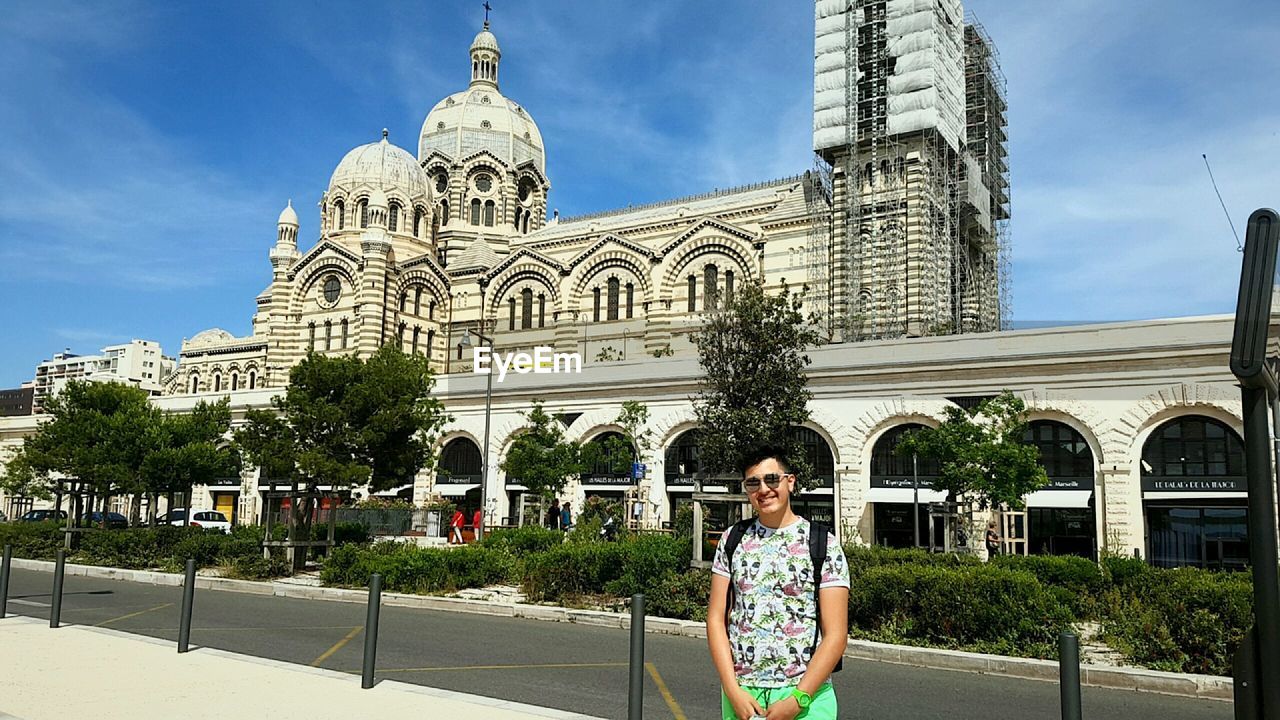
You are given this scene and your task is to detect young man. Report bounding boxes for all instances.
[707,447,849,720]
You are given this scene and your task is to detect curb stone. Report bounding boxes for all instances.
[8,557,1232,701]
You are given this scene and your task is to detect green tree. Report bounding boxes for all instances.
[235,345,449,493]
[692,281,824,482]
[140,399,238,524]
[501,400,590,499]
[896,391,1048,509]
[0,447,54,501]
[21,381,160,523]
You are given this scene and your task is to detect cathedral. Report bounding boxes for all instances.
[170,19,825,395]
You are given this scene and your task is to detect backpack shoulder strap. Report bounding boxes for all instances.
[807,521,842,673]
[721,517,756,629]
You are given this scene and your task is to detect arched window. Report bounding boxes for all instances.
[324,320,333,351]
[593,287,601,322]
[399,293,407,313]
[522,213,530,234]
[414,288,422,316]
[514,207,523,230]
[427,329,435,358]
[1142,415,1244,479]
[429,300,436,320]
[333,199,345,230]
[190,374,200,394]
[412,326,420,355]
[213,374,222,392]
[687,276,697,312]
[440,437,483,481]
[521,288,533,329]
[308,322,317,351]
[585,431,635,480]
[358,199,369,228]
[664,429,702,480]
[1024,420,1093,479]
[248,371,256,390]
[864,162,874,186]
[538,293,546,328]
[483,200,495,227]
[508,297,517,331]
[341,318,349,349]
[231,373,239,391]
[388,201,400,232]
[790,426,836,487]
[625,282,634,319]
[607,278,620,321]
[413,207,424,238]
[880,159,890,182]
[871,424,940,479]
[470,199,481,225]
[725,271,735,302]
[895,157,906,179]
[704,265,719,310]
[473,60,478,77]
[441,200,449,227]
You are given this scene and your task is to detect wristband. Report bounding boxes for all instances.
[790,688,812,709]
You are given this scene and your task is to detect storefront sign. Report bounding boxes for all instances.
[580,474,634,486]
[870,476,936,489]
[1142,477,1246,493]
[1044,477,1095,491]
[436,473,482,485]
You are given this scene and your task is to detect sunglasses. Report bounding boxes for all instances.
[742,473,792,492]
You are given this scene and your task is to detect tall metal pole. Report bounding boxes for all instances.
[1059,632,1083,720]
[628,594,646,720]
[479,329,494,540]
[362,573,383,689]
[1243,385,1280,718]
[912,453,920,548]
[178,559,196,653]
[0,544,11,619]
[50,549,65,628]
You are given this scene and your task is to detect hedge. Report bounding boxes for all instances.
[848,563,1074,658]
[320,542,514,594]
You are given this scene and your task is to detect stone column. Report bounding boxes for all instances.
[1099,464,1144,557]
[358,232,393,353]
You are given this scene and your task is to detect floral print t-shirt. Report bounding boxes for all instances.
[711,517,849,688]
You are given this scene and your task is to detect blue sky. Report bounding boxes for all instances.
[1,1,1278,387]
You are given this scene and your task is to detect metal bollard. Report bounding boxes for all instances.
[362,573,383,689]
[1,544,11,619]
[1059,632,1082,720]
[628,593,645,720]
[178,559,196,653]
[50,549,65,628]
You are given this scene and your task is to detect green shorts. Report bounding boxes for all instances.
[720,681,836,719]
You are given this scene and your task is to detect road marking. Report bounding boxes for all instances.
[96,603,173,627]
[9,599,50,608]
[310,626,363,667]
[130,625,363,632]
[374,661,628,674]
[646,662,688,720]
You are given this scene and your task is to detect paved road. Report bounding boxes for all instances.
[5,568,1231,720]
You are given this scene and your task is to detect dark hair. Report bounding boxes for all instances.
[738,445,794,476]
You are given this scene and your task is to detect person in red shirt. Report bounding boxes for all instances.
[472,508,483,541]
[449,508,465,545]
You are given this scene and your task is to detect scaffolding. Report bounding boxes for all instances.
[813,0,1008,340]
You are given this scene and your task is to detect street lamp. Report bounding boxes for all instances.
[459,327,494,539]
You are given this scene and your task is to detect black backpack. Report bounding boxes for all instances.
[721,517,843,673]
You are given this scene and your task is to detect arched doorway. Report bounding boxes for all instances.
[581,431,636,513]
[437,437,484,523]
[1141,415,1247,569]
[789,426,835,526]
[868,423,943,548]
[1022,420,1096,558]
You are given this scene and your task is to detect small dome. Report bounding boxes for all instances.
[471,26,500,56]
[188,328,236,347]
[420,88,545,173]
[277,199,298,226]
[329,131,430,201]
[452,235,499,271]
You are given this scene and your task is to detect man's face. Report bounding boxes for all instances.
[742,457,795,515]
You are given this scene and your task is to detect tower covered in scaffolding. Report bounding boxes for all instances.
[813,0,1008,341]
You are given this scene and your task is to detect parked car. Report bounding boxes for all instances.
[85,511,129,529]
[159,508,231,533]
[19,509,68,523]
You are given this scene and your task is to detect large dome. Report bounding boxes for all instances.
[329,131,430,200]
[419,87,545,174]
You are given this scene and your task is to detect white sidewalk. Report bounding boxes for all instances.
[0,615,606,720]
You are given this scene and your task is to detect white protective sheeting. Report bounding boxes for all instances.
[1024,490,1093,509]
[435,484,479,497]
[867,487,949,504]
[1143,491,1247,501]
[813,0,964,153]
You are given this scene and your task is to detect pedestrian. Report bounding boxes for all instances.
[707,445,849,720]
[560,502,573,532]
[985,521,1001,559]
[472,507,483,540]
[547,498,561,530]
[449,507,465,545]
